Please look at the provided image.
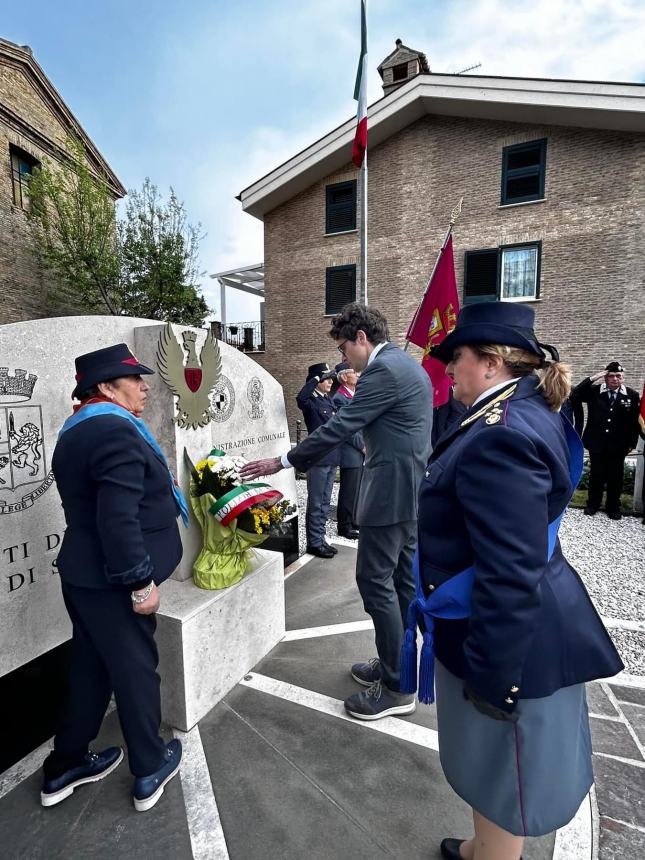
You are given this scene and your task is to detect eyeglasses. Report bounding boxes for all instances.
[337,339,351,355]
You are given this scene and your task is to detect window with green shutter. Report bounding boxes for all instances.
[501,139,546,205]
[325,265,356,314]
[325,181,357,234]
[463,250,499,304]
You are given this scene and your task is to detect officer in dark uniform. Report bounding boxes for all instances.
[331,361,364,539]
[431,385,467,449]
[571,361,641,519]
[41,344,185,811]
[297,362,340,558]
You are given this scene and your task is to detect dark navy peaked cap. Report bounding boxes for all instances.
[72,343,154,399]
[432,302,559,364]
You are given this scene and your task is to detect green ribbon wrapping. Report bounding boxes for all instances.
[190,488,267,590]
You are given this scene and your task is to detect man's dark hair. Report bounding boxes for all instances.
[329,303,389,344]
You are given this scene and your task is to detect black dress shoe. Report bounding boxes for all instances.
[606,510,622,521]
[583,507,597,516]
[306,544,335,559]
[440,837,523,859]
[324,542,338,555]
[338,528,359,539]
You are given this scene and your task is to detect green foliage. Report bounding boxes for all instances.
[27,136,210,325]
[117,179,209,326]
[28,135,120,313]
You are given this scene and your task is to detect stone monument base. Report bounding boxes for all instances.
[156,550,285,732]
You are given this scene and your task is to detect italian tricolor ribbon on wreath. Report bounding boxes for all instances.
[206,449,283,526]
[185,447,294,591]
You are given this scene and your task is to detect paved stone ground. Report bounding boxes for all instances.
[0,546,643,859]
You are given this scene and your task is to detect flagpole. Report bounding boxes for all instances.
[404,196,463,351]
[360,149,368,304]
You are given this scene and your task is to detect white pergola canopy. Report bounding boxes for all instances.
[210,263,264,326]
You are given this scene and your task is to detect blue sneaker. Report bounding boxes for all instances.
[344,681,416,720]
[351,657,382,686]
[41,747,124,807]
[133,738,182,812]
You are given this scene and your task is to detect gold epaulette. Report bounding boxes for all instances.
[460,383,517,428]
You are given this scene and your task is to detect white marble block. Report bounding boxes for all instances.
[156,549,285,731]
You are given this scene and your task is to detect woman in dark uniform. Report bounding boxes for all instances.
[41,344,187,812]
[401,304,623,860]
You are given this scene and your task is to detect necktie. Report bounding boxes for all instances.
[610,392,616,404]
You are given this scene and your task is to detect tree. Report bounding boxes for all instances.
[28,134,121,313]
[28,137,210,325]
[117,179,209,326]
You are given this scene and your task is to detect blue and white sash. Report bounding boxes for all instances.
[59,403,189,526]
[400,413,584,704]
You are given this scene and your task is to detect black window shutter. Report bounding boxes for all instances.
[501,139,546,205]
[325,265,356,314]
[326,181,357,234]
[463,250,499,304]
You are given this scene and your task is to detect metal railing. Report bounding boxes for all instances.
[210,320,265,352]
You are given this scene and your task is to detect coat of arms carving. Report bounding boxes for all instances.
[156,324,222,429]
[0,368,55,515]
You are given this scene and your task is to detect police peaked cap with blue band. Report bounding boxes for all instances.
[431,302,559,365]
[307,362,333,382]
[605,361,624,373]
[72,343,155,399]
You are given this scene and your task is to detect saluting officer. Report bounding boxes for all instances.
[571,361,641,520]
[296,362,340,558]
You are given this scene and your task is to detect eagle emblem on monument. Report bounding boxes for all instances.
[156,323,222,429]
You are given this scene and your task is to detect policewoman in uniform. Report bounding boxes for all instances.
[296,362,340,558]
[331,361,364,539]
[570,361,640,520]
[41,344,187,812]
[401,304,623,860]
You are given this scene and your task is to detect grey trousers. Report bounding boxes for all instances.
[306,464,336,548]
[356,520,417,691]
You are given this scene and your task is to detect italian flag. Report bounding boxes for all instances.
[352,0,367,168]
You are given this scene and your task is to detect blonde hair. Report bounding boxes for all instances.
[472,344,571,412]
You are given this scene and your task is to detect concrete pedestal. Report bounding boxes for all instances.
[156,549,285,731]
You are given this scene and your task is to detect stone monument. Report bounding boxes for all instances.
[0,316,295,731]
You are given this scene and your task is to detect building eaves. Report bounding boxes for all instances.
[0,37,126,198]
[239,72,645,221]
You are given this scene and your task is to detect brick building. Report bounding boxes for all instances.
[0,37,125,323]
[239,41,645,433]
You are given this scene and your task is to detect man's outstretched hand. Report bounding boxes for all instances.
[240,456,284,481]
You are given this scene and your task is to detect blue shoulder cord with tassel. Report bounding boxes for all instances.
[400,413,583,705]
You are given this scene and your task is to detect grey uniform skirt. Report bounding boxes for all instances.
[435,660,594,837]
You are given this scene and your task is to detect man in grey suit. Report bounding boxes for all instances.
[240,304,433,720]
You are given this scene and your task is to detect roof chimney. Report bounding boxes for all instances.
[377,39,430,95]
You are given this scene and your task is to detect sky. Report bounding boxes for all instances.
[4,0,644,321]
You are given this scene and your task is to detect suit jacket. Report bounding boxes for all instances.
[52,415,183,590]
[295,378,340,467]
[331,388,364,468]
[288,343,433,526]
[419,376,623,713]
[570,377,640,455]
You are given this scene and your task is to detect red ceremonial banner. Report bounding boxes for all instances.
[407,235,460,407]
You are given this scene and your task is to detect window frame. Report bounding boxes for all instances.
[9,145,40,210]
[499,241,542,302]
[500,139,547,206]
[325,264,356,315]
[463,242,542,305]
[325,180,357,235]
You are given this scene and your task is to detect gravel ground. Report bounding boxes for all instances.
[295,478,644,674]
